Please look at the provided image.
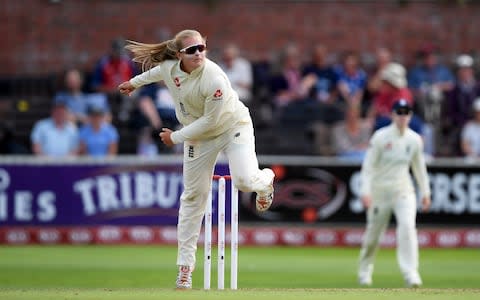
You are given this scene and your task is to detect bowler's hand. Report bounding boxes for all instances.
[361,195,372,209]
[421,196,431,212]
[118,81,136,96]
[159,128,174,147]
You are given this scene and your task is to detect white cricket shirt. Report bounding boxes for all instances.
[360,124,431,198]
[130,58,251,144]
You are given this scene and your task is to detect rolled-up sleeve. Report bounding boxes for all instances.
[130,65,164,88]
[410,137,431,198]
[360,133,380,196]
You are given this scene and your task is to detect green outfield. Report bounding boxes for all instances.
[0,246,479,300]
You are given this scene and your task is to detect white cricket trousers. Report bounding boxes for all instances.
[176,121,274,268]
[358,189,421,283]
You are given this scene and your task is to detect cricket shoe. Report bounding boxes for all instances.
[406,273,422,288]
[256,169,275,212]
[176,265,193,290]
[359,277,372,287]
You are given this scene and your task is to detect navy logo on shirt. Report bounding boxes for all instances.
[179,102,188,116]
[188,145,194,158]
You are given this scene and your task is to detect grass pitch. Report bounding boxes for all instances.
[0,246,479,299]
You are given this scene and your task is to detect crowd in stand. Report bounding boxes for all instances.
[238,42,480,161]
[3,38,479,161]
[28,39,126,158]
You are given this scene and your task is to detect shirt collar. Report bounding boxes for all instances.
[390,123,406,136]
[190,59,206,76]
[175,59,206,77]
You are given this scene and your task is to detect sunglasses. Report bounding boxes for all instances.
[179,44,206,55]
[395,108,411,116]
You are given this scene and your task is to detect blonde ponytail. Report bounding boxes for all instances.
[125,29,205,71]
[125,39,177,71]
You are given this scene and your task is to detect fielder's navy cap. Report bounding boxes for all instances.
[392,99,412,115]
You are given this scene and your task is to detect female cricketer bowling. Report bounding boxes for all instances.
[118,29,274,289]
[358,99,431,288]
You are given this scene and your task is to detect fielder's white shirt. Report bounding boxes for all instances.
[461,121,480,156]
[130,59,251,144]
[360,124,431,198]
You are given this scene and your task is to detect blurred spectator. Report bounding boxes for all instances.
[302,44,339,104]
[368,63,414,125]
[218,43,253,105]
[91,38,136,94]
[31,98,79,157]
[0,122,29,154]
[90,38,137,121]
[301,44,343,124]
[407,45,454,124]
[78,105,119,157]
[269,44,308,111]
[332,104,372,161]
[367,47,392,96]
[137,127,159,157]
[336,51,368,108]
[442,54,480,155]
[129,82,179,154]
[368,63,433,155]
[460,98,480,159]
[250,51,274,127]
[135,82,178,130]
[54,68,111,125]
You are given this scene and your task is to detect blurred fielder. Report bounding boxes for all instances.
[358,99,431,287]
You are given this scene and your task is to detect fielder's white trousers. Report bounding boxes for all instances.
[358,189,421,284]
[176,121,274,268]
